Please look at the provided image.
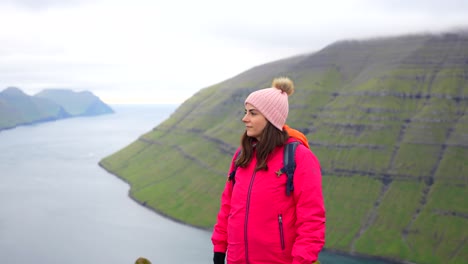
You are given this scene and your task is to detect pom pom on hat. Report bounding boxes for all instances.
[245,77,294,130]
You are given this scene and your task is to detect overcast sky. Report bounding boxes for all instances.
[0,0,467,104]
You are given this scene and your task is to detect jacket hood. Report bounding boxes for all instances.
[283,124,310,149]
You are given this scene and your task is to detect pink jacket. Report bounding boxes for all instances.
[211,137,326,264]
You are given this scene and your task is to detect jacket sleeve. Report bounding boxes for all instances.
[291,146,326,264]
[211,150,238,253]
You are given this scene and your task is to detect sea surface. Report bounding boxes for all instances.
[0,104,399,264]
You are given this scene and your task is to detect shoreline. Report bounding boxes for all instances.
[320,249,417,264]
[0,112,115,133]
[99,163,416,264]
[98,162,212,232]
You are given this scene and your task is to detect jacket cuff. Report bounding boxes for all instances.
[213,244,227,253]
[292,258,319,264]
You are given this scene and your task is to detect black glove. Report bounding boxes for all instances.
[213,252,226,264]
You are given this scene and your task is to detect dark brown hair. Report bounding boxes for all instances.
[236,122,289,171]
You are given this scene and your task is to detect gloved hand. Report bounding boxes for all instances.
[213,252,226,264]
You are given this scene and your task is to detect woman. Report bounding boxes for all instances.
[211,77,326,264]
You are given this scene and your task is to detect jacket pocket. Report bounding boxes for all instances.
[278,213,285,250]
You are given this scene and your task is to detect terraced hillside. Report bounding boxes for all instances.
[100,32,468,264]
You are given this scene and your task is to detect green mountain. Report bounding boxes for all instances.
[99,31,468,264]
[35,89,113,116]
[0,87,113,131]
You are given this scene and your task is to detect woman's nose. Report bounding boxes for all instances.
[242,114,248,122]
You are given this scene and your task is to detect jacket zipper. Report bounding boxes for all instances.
[244,171,256,264]
[278,213,285,250]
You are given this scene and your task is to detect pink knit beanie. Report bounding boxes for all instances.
[245,77,295,131]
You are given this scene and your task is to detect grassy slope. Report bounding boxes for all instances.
[100,32,468,264]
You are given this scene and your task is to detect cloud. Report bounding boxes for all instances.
[0,0,96,10]
[371,0,468,14]
[0,0,467,103]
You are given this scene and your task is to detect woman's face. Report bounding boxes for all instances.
[242,103,268,140]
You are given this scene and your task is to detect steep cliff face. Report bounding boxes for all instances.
[100,32,468,264]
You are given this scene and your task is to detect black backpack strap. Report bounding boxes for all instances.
[230,142,300,194]
[228,149,241,186]
[281,141,300,196]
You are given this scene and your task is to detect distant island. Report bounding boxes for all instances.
[0,87,114,131]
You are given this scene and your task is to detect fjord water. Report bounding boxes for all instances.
[0,104,396,264]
